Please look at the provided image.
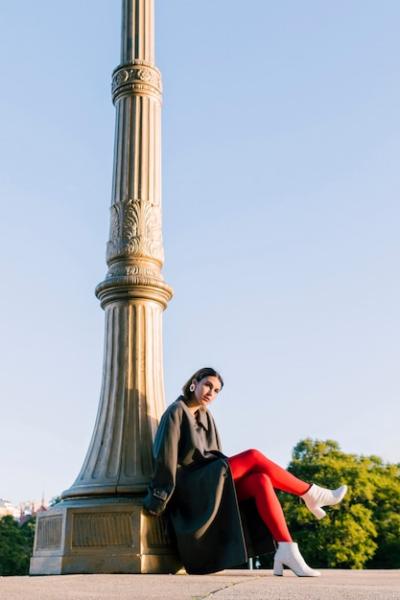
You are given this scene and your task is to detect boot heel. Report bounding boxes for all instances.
[312,506,326,520]
[273,559,283,576]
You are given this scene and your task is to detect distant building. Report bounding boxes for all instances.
[0,497,49,523]
[18,497,48,524]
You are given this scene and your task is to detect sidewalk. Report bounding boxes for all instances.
[1,570,399,600]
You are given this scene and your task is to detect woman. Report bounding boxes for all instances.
[143,367,347,576]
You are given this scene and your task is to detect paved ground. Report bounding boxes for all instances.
[1,570,399,600]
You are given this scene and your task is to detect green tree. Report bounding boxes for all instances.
[0,515,36,576]
[365,459,400,568]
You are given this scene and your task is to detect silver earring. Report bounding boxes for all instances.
[189,383,195,392]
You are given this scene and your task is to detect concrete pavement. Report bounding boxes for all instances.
[1,570,399,600]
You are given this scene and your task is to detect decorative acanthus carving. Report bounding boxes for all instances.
[107,197,164,263]
[112,62,162,103]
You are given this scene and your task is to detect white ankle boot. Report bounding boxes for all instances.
[273,542,320,577]
[301,483,347,519]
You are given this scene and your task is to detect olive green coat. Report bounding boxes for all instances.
[143,397,274,574]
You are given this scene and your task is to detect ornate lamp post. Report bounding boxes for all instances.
[30,0,179,574]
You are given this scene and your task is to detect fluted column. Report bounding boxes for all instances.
[30,1,179,574]
[62,0,172,498]
[121,0,154,63]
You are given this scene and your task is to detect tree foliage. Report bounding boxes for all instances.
[272,439,400,569]
[0,515,36,576]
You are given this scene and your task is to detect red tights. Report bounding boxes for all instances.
[228,449,311,542]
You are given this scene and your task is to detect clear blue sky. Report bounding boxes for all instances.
[1,1,399,505]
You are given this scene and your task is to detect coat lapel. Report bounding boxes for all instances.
[195,409,209,431]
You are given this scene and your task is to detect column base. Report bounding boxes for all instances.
[30,496,182,575]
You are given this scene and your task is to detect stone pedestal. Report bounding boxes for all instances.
[30,497,181,575]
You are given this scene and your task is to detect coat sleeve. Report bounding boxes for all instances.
[143,405,182,516]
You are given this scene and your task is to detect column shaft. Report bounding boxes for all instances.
[67,300,165,496]
[63,0,172,499]
[121,0,154,63]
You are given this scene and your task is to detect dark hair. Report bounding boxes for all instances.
[182,367,224,399]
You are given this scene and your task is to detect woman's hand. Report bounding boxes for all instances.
[142,488,168,516]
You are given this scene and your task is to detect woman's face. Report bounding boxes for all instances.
[191,375,222,408]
